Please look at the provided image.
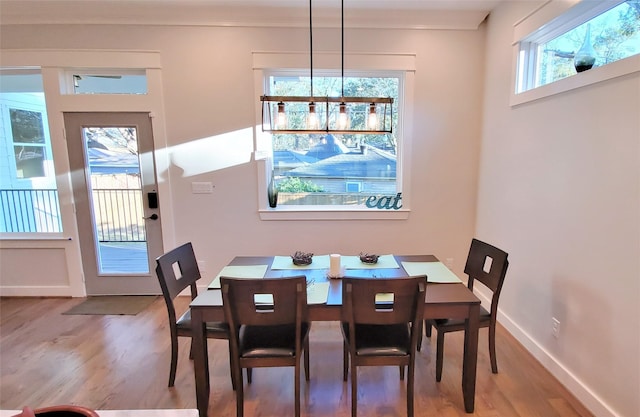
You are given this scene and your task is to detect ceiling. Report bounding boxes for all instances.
[0,0,505,30]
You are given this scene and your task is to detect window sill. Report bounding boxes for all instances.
[259,207,410,221]
[0,233,70,241]
[511,54,640,107]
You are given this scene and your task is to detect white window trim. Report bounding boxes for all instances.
[252,51,415,221]
[510,0,640,106]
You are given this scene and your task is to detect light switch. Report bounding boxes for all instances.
[192,182,214,194]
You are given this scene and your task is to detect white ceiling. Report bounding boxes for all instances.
[0,0,505,30]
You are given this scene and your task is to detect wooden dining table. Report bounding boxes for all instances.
[190,254,480,417]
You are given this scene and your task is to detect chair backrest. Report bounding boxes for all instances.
[155,242,201,303]
[341,276,426,327]
[220,276,308,327]
[464,238,509,311]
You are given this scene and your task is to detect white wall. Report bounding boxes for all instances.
[478,2,640,417]
[0,23,484,293]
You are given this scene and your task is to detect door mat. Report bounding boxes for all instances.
[62,295,158,315]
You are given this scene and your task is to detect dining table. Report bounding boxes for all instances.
[190,254,480,417]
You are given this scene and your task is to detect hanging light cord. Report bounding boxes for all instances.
[309,0,314,98]
[341,0,344,98]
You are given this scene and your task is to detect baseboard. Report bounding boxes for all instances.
[0,285,79,297]
[474,290,620,417]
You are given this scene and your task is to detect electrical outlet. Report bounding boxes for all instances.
[552,317,560,338]
[445,258,454,269]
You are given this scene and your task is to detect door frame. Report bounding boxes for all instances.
[64,111,163,295]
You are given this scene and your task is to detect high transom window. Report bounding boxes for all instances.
[516,0,640,94]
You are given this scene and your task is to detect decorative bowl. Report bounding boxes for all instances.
[359,253,379,264]
[292,251,313,266]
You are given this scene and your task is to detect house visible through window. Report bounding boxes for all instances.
[266,72,402,208]
[0,70,62,233]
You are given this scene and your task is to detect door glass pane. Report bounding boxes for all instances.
[83,126,149,274]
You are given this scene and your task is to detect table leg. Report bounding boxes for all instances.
[192,309,210,417]
[462,303,480,413]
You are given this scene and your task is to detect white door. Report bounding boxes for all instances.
[64,112,163,295]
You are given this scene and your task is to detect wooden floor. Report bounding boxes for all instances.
[0,297,594,417]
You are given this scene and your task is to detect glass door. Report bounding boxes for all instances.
[64,112,163,295]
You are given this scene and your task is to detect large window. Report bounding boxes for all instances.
[0,70,62,234]
[516,0,640,94]
[265,71,403,210]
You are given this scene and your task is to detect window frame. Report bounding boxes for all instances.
[0,87,62,235]
[252,52,415,221]
[511,0,640,106]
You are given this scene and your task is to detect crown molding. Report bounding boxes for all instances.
[0,1,496,30]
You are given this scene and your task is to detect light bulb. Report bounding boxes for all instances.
[307,102,319,129]
[276,102,287,129]
[338,102,349,130]
[367,103,378,130]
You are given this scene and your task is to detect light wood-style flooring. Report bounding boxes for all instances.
[0,297,593,417]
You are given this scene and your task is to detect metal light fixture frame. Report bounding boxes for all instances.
[260,0,394,134]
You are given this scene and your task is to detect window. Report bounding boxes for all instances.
[0,70,62,233]
[265,71,402,210]
[68,70,147,94]
[516,0,640,95]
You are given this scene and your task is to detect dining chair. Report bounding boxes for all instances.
[425,238,509,381]
[220,275,311,417]
[341,276,426,417]
[155,242,231,388]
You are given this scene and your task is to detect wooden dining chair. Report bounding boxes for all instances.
[341,276,426,417]
[425,238,509,381]
[220,275,310,417]
[155,242,231,388]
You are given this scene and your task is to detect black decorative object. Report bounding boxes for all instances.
[267,171,278,208]
[359,253,379,264]
[574,23,596,73]
[292,251,313,265]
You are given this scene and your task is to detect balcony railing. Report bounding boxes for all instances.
[92,189,146,242]
[1,188,146,242]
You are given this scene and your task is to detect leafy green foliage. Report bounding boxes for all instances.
[276,177,324,193]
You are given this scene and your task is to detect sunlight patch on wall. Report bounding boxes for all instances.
[166,127,254,178]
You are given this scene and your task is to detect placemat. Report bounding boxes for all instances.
[401,261,463,283]
[341,254,399,269]
[271,255,330,270]
[208,265,269,289]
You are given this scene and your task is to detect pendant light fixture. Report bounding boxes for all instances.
[260,0,393,134]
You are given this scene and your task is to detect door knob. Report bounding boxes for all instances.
[143,213,158,220]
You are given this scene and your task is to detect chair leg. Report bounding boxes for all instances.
[425,321,432,338]
[350,363,358,417]
[304,337,310,381]
[416,320,423,352]
[246,367,253,384]
[295,359,301,417]
[399,365,405,380]
[407,358,415,417]
[343,341,349,381]
[168,333,179,387]
[489,323,498,373]
[436,330,445,382]
[235,368,244,417]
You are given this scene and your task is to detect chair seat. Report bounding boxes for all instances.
[176,309,230,336]
[433,305,491,329]
[342,323,410,356]
[239,323,310,358]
